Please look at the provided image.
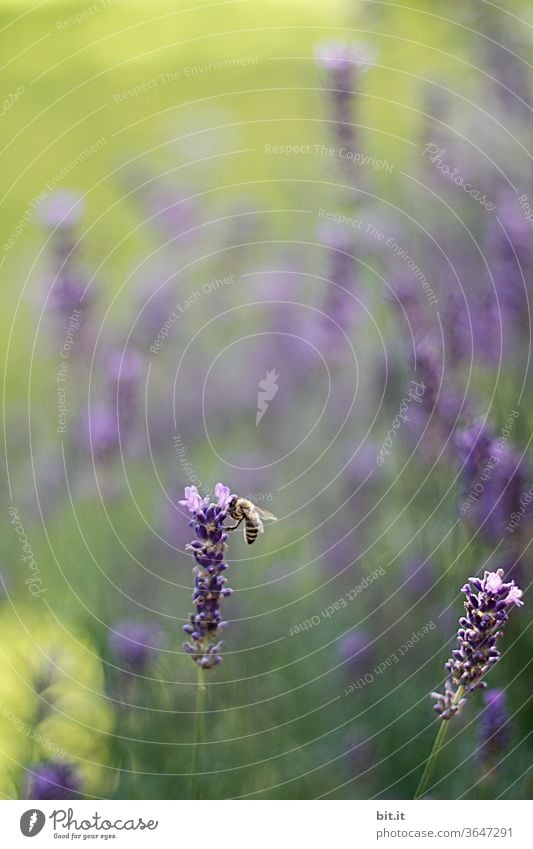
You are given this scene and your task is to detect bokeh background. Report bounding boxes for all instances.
[1,0,532,800]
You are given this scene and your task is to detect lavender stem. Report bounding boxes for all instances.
[414,685,465,800]
[190,665,208,800]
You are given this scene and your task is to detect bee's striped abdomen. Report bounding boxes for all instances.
[245,522,260,544]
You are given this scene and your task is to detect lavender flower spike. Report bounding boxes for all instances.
[26,761,81,799]
[432,569,523,720]
[181,483,234,669]
[478,688,510,773]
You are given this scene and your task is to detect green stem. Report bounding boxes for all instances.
[414,686,464,800]
[189,665,208,799]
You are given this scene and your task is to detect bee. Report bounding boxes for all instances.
[226,496,278,545]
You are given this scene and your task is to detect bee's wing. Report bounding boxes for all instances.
[255,507,278,522]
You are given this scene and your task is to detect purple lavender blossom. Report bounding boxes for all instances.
[80,403,119,460]
[443,290,501,368]
[38,190,86,230]
[401,557,435,597]
[318,224,359,343]
[455,422,528,541]
[49,272,90,317]
[315,41,377,155]
[109,620,166,673]
[25,761,81,800]
[478,688,510,770]
[107,348,142,434]
[432,569,523,720]
[181,483,234,669]
[455,419,494,489]
[338,629,373,672]
[485,189,530,346]
[405,339,464,453]
[40,191,95,329]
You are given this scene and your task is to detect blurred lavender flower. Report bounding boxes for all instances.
[109,620,166,673]
[455,421,528,541]
[386,272,430,336]
[39,191,95,337]
[181,483,234,669]
[26,761,81,800]
[317,224,359,347]
[443,290,500,368]
[125,168,199,243]
[455,419,494,484]
[401,557,435,598]
[38,190,86,230]
[485,188,531,348]
[345,727,375,778]
[478,688,510,772]
[315,41,377,157]
[406,339,464,454]
[432,569,523,720]
[107,348,142,435]
[338,629,373,672]
[80,403,119,461]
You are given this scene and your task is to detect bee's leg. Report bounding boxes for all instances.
[225,518,243,531]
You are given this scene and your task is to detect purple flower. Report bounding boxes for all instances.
[214,482,231,508]
[401,557,435,597]
[50,272,90,316]
[443,290,501,367]
[338,629,373,672]
[25,761,81,800]
[107,348,142,433]
[182,484,234,669]
[317,224,359,342]
[80,404,119,460]
[38,190,86,230]
[478,688,510,769]
[432,569,523,720]
[109,620,166,673]
[315,40,377,157]
[180,485,203,513]
[405,339,464,452]
[40,191,96,330]
[455,423,528,540]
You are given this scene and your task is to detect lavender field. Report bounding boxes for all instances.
[0,0,532,802]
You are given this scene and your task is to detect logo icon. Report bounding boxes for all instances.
[256,369,279,425]
[20,809,46,837]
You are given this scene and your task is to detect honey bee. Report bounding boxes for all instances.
[226,496,278,545]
